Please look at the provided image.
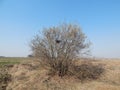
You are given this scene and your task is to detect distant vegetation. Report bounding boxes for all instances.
[0,57,27,67]
[0,56,5,58]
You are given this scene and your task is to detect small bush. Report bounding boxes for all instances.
[48,61,104,81]
[69,63,104,81]
[0,68,11,90]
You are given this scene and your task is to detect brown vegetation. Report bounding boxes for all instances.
[0,67,11,90]
[5,58,112,90]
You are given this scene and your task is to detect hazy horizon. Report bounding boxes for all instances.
[0,0,120,58]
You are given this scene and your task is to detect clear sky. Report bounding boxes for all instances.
[0,0,120,58]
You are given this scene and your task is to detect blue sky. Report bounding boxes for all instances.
[0,0,120,58]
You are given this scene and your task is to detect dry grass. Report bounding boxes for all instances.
[6,58,120,90]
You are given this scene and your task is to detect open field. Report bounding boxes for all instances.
[0,57,29,67]
[0,58,120,90]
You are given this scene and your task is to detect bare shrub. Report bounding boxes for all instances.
[30,23,90,77]
[0,67,11,90]
[67,63,104,81]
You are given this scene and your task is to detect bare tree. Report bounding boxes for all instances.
[30,23,90,77]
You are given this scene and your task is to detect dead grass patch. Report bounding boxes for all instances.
[6,59,120,90]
